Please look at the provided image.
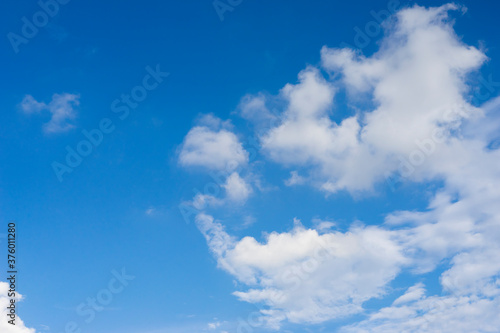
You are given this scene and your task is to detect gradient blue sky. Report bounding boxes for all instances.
[1,1,500,333]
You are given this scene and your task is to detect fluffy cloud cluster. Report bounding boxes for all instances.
[0,282,36,333]
[179,116,248,171]
[179,3,500,330]
[259,3,486,193]
[179,116,254,209]
[196,214,407,328]
[20,93,80,134]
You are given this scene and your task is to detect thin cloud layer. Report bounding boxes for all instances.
[20,93,80,134]
[223,172,252,202]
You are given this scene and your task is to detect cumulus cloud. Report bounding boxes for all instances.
[0,282,36,333]
[238,93,277,128]
[179,116,254,215]
[260,67,338,165]
[259,3,486,194]
[179,117,248,171]
[223,172,252,202]
[196,214,407,328]
[20,93,80,134]
[181,3,500,330]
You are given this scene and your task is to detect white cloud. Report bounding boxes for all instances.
[196,214,407,328]
[341,284,500,333]
[284,171,306,186]
[259,4,486,194]
[184,4,500,331]
[223,172,252,202]
[392,283,425,306]
[0,282,36,333]
[312,218,336,232]
[179,120,248,171]
[20,93,80,134]
[207,321,221,330]
[19,95,45,114]
[195,214,235,258]
[241,215,256,228]
[191,193,223,210]
[261,67,338,166]
[183,173,252,213]
[238,93,277,128]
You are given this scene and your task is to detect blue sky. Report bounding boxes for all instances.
[1,1,500,332]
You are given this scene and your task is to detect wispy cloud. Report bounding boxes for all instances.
[20,93,80,134]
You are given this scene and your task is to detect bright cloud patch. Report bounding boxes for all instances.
[223,172,252,202]
[196,214,407,328]
[259,3,486,193]
[341,285,500,333]
[179,3,500,331]
[179,120,248,171]
[20,93,80,134]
